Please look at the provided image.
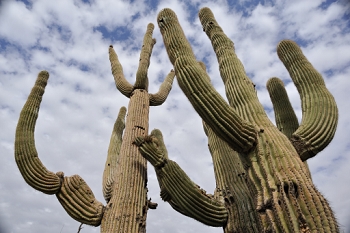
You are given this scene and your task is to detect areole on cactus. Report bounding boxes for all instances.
[135,7,339,232]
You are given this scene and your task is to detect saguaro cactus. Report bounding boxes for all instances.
[15,23,174,232]
[135,8,339,232]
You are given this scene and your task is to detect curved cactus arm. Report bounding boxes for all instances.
[135,129,228,227]
[56,175,105,226]
[109,45,134,97]
[149,69,175,106]
[266,77,299,139]
[266,77,312,178]
[198,8,267,124]
[157,8,257,153]
[102,106,126,203]
[15,71,62,194]
[134,23,156,91]
[277,40,338,161]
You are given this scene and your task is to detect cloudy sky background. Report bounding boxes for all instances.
[0,0,349,232]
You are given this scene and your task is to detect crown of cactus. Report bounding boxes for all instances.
[15,23,174,233]
[136,8,339,232]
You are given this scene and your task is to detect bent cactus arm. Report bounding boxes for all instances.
[135,129,228,227]
[15,71,104,226]
[15,71,62,194]
[102,106,126,203]
[277,41,338,161]
[149,69,175,106]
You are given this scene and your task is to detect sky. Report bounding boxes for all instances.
[0,0,349,232]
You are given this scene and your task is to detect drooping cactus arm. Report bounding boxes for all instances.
[266,77,299,139]
[109,45,134,97]
[149,69,175,106]
[198,8,267,123]
[277,40,338,161]
[135,129,228,227]
[102,106,126,203]
[157,8,257,153]
[56,175,105,226]
[15,71,62,194]
[134,23,156,90]
[15,71,105,225]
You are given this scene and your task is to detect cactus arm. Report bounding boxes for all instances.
[149,69,175,106]
[157,8,257,153]
[14,71,62,194]
[134,23,156,91]
[109,45,134,97]
[56,175,105,226]
[277,40,338,161]
[135,129,228,227]
[266,77,299,139]
[15,71,105,225]
[102,106,126,203]
[198,8,267,124]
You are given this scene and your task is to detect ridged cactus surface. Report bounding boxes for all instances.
[136,8,339,232]
[15,23,174,233]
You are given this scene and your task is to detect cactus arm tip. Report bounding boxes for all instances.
[149,69,175,106]
[109,46,134,97]
[266,77,299,139]
[134,23,157,91]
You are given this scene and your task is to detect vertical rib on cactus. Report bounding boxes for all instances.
[101,23,175,233]
[147,7,339,232]
[135,130,228,227]
[277,40,338,161]
[157,8,257,153]
[102,106,126,203]
[15,71,105,226]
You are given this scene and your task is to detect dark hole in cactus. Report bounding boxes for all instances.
[158,18,164,23]
[108,163,110,166]
[283,183,289,195]
[292,182,299,198]
[278,200,281,205]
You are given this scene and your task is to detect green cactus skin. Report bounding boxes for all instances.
[101,23,174,233]
[136,8,339,232]
[15,23,175,232]
[102,106,126,203]
[277,41,338,161]
[266,78,299,140]
[15,71,105,226]
[266,78,312,179]
[135,129,228,227]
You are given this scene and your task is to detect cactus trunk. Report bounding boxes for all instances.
[101,90,149,233]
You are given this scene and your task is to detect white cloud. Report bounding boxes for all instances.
[0,0,349,232]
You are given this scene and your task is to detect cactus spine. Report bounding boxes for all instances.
[15,23,174,232]
[136,8,339,232]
